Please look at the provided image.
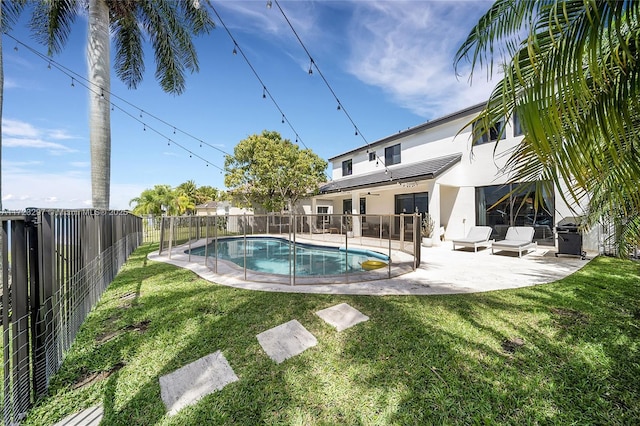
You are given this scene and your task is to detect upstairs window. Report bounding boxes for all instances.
[385,143,401,166]
[368,152,376,162]
[473,119,506,145]
[342,159,353,176]
[513,112,524,137]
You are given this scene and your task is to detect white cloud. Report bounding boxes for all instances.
[3,118,40,138]
[2,118,80,152]
[2,169,146,211]
[4,137,77,152]
[345,1,495,118]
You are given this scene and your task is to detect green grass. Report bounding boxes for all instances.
[23,244,640,425]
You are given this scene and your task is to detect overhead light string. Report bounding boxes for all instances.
[268,0,392,178]
[4,32,231,159]
[209,2,310,149]
[5,32,225,172]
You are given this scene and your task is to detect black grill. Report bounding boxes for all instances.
[555,217,585,259]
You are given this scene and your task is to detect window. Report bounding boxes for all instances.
[368,152,376,162]
[342,159,352,176]
[385,144,401,165]
[342,198,366,226]
[513,112,523,137]
[317,206,329,226]
[475,183,554,245]
[473,120,506,144]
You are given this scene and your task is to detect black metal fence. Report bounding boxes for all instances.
[1,209,142,424]
[158,213,422,285]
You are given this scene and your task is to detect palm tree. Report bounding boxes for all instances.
[454,0,640,256]
[30,0,215,210]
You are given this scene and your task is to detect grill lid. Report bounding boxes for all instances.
[556,216,583,231]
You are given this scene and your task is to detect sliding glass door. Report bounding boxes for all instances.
[475,183,554,245]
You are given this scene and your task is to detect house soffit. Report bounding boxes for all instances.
[319,153,462,194]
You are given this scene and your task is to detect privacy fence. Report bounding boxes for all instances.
[157,213,422,285]
[1,209,142,424]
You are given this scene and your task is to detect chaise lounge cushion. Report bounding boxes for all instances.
[491,226,537,257]
[452,226,493,252]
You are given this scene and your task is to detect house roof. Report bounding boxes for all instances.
[319,153,462,194]
[196,201,219,209]
[328,102,485,162]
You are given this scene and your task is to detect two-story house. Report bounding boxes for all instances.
[310,102,589,249]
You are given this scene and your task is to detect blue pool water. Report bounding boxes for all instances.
[187,237,389,276]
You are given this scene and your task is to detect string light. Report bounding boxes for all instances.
[270,0,394,178]
[232,46,237,55]
[266,1,272,9]
[209,3,309,148]
[71,77,75,87]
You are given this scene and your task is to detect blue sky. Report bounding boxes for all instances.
[2,0,495,211]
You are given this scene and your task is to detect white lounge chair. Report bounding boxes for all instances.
[452,226,494,252]
[491,226,537,258]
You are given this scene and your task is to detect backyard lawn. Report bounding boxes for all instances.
[24,243,639,425]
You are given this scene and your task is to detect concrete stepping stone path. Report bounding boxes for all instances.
[315,303,369,331]
[257,319,318,364]
[57,305,370,423]
[159,350,238,416]
[53,405,103,426]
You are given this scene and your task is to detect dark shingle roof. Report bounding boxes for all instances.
[319,153,462,194]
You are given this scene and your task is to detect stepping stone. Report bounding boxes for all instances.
[53,405,103,426]
[315,303,369,332]
[257,320,318,364]
[159,350,238,416]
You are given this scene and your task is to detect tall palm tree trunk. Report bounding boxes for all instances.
[88,0,111,210]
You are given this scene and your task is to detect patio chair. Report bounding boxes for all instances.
[491,226,537,258]
[451,226,494,252]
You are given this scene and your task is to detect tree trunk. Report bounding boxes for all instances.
[88,0,111,210]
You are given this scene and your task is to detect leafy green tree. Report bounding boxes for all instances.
[455,0,640,256]
[30,0,214,209]
[129,184,174,216]
[195,185,220,205]
[224,130,327,212]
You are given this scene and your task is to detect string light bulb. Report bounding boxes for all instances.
[71,77,75,87]
[263,87,266,99]
[232,46,237,55]
[266,0,272,9]
[308,59,313,75]
[281,114,285,124]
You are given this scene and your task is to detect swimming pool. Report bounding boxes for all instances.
[187,237,390,276]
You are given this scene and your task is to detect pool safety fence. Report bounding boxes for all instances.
[1,209,142,424]
[158,213,422,285]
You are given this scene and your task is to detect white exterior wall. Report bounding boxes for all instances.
[319,104,600,251]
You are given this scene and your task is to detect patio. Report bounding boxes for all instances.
[149,239,591,295]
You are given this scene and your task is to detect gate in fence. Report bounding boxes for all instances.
[1,209,142,424]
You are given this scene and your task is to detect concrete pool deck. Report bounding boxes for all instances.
[148,238,592,295]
